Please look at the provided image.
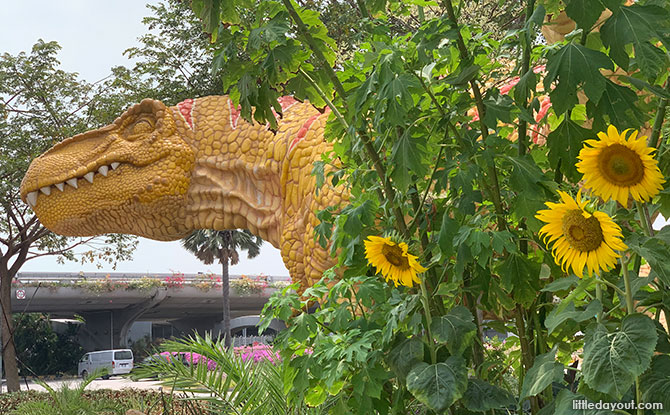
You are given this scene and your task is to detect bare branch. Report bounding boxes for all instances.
[25,235,98,261]
[2,90,25,107]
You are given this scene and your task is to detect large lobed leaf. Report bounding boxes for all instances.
[406,356,468,412]
[582,314,657,399]
[520,347,564,400]
[544,43,613,115]
[430,306,477,356]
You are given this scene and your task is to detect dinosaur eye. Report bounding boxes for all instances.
[130,119,154,135]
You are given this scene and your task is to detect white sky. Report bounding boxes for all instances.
[2,1,290,276]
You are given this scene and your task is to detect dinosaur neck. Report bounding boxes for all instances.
[180,96,324,248]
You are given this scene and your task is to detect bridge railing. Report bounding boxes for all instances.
[13,272,293,295]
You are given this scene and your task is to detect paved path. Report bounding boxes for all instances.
[16,376,165,393]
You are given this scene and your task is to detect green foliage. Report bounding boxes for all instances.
[520,347,564,400]
[461,378,515,412]
[582,314,657,399]
[430,306,477,355]
[185,0,670,413]
[133,333,323,414]
[13,314,83,376]
[640,355,670,410]
[406,357,468,412]
[11,368,111,415]
[3,388,206,415]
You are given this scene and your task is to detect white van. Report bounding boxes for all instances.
[78,349,134,379]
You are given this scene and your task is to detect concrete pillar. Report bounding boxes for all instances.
[80,288,167,350]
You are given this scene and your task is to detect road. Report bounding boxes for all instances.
[12,376,165,393]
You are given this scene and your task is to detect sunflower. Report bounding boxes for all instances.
[535,190,627,278]
[364,235,427,287]
[576,125,665,206]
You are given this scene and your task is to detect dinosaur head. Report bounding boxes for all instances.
[20,98,196,240]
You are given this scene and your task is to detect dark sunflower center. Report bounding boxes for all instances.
[381,243,411,270]
[561,209,604,252]
[597,144,644,186]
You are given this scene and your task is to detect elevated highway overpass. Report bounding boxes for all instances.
[11,272,290,350]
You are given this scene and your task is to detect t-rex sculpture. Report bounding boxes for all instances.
[20,96,344,290]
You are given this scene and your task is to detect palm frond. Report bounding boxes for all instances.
[133,333,321,415]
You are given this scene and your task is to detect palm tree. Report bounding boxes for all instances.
[181,229,263,347]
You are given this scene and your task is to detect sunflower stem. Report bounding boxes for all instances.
[621,256,644,414]
[649,80,669,150]
[595,278,603,323]
[635,200,654,237]
[419,280,437,364]
[621,257,635,315]
[596,276,626,297]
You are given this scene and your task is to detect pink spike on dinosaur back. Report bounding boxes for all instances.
[229,99,241,129]
[177,99,195,130]
[277,96,298,112]
[289,107,330,153]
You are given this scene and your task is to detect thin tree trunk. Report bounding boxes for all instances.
[0,267,20,392]
[222,258,231,348]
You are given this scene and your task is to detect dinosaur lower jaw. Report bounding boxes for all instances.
[36,191,192,241]
[27,159,194,240]
[22,161,125,208]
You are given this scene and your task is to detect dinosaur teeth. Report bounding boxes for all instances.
[98,165,109,176]
[111,162,120,170]
[66,178,78,189]
[27,192,38,207]
[40,186,51,196]
[84,172,94,183]
[55,183,65,192]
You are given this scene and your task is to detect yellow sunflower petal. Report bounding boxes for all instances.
[578,125,665,206]
[535,192,626,278]
[363,235,426,287]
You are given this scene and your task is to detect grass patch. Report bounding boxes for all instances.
[0,388,209,414]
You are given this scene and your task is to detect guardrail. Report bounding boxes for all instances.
[12,272,293,295]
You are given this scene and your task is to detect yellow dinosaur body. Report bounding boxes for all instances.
[21,96,344,289]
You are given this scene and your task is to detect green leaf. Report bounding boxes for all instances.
[387,338,424,382]
[582,314,657,398]
[462,378,515,412]
[624,76,670,100]
[442,62,480,86]
[553,389,612,415]
[627,234,670,287]
[483,94,515,126]
[438,213,459,259]
[541,275,580,292]
[378,73,419,126]
[565,0,606,31]
[544,43,613,114]
[430,306,477,355]
[588,79,644,130]
[520,347,564,400]
[544,300,601,334]
[305,384,327,407]
[497,253,541,307]
[600,4,670,77]
[513,70,537,106]
[390,131,428,192]
[406,357,468,412]
[526,4,546,29]
[247,14,290,50]
[342,200,377,235]
[504,155,546,194]
[640,355,670,410]
[546,118,591,182]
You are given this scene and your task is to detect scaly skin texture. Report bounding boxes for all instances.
[21,96,344,290]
